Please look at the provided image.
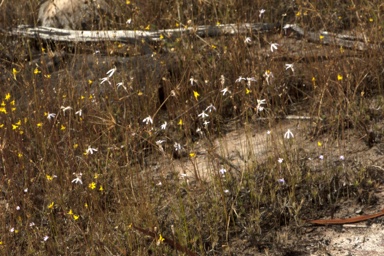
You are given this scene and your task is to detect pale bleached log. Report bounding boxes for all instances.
[6,23,278,43]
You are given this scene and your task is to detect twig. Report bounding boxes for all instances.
[306,209,384,225]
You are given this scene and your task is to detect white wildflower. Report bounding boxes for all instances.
[60,106,72,113]
[235,76,246,83]
[263,70,274,85]
[71,172,83,185]
[99,76,111,85]
[257,99,266,112]
[116,82,127,90]
[244,37,252,44]
[270,43,279,52]
[220,75,225,86]
[156,140,165,145]
[284,129,294,139]
[85,146,98,155]
[47,112,56,120]
[174,142,182,151]
[221,87,231,95]
[198,110,209,119]
[285,63,294,72]
[205,103,216,112]
[156,140,165,152]
[259,9,266,18]
[106,67,117,77]
[189,76,197,86]
[142,116,153,125]
[160,121,167,130]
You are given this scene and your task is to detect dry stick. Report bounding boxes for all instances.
[284,24,382,51]
[130,224,198,256]
[306,209,384,225]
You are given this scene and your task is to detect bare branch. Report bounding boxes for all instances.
[5,23,278,43]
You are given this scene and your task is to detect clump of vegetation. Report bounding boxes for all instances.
[0,0,383,255]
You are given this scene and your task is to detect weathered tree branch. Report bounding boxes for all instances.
[284,24,383,51]
[2,23,381,52]
[5,23,278,43]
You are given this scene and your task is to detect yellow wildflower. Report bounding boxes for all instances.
[193,91,200,101]
[34,68,41,75]
[48,202,54,209]
[88,182,96,190]
[12,68,19,80]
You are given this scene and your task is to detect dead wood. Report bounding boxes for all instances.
[284,24,383,51]
[4,23,278,43]
[2,23,381,53]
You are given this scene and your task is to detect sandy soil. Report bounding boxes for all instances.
[153,115,384,255]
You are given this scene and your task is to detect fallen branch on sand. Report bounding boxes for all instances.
[306,209,384,225]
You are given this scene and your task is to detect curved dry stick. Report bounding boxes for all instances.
[307,209,384,225]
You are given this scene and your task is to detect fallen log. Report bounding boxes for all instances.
[3,23,278,43]
[284,24,383,51]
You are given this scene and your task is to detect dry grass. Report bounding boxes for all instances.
[0,0,383,255]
